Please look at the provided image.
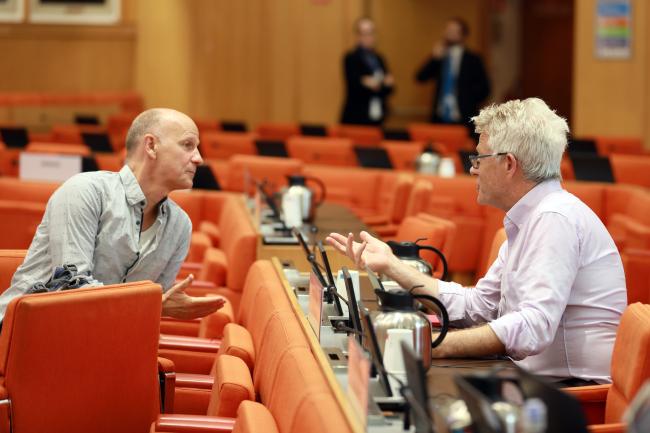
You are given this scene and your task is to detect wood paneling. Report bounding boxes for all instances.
[0,23,135,93]
[573,0,649,148]
[174,0,362,125]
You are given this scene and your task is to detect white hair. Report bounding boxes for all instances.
[471,98,569,183]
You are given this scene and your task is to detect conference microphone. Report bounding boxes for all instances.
[333,321,362,336]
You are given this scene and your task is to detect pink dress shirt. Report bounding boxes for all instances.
[438,180,626,383]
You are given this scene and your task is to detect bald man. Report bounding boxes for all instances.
[0,108,226,321]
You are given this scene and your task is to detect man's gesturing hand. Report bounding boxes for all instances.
[161,274,226,320]
[325,231,394,273]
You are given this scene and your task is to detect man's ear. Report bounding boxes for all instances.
[505,153,518,177]
[143,134,157,159]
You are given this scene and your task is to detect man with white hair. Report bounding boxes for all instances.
[328,98,626,385]
[0,108,226,321]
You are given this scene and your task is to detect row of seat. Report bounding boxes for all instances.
[0,250,353,433]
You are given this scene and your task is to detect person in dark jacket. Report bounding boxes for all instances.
[341,17,394,125]
[416,17,490,130]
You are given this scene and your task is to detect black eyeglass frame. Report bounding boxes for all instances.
[468,152,509,169]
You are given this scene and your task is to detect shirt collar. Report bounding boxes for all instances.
[505,179,562,230]
[119,165,147,207]
[119,165,170,216]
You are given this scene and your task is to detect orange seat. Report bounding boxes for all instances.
[381,140,425,170]
[0,250,26,294]
[374,178,433,237]
[565,303,650,433]
[595,136,645,156]
[225,155,303,194]
[25,141,91,156]
[0,200,46,249]
[610,154,650,189]
[621,249,650,304]
[362,172,414,226]
[286,136,355,166]
[0,281,166,433]
[407,123,471,152]
[327,124,382,146]
[421,175,487,273]
[151,400,278,433]
[255,122,300,141]
[201,132,257,160]
[302,165,381,215]
[607,188,650,251]
[50,124,107,145]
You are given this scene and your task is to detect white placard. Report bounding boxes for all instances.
[20,152,82,182]
[307,271,324,341]
[29,0,120,25]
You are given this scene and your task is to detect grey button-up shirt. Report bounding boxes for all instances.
[0,165,192,320]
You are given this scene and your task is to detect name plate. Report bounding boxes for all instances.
[20,152,82,182]
[347,336,370,427]
[307,271,324,341]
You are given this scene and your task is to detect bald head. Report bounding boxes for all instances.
[125,108,195,159]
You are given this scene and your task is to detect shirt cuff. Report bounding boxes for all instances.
[437,280,470,322]
[488,314,537,361]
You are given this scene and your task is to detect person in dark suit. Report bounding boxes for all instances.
[341,18,394,125]
[416,17,490,130]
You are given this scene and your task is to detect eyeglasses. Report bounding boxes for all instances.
[468,152,508,169]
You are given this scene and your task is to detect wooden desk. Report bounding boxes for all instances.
[271,258,513,433]
[257,202,370,272]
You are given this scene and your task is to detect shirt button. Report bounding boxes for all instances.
[140,201,145,207]
[136,221,140,226]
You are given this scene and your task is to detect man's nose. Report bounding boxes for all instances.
[192,147,203,165]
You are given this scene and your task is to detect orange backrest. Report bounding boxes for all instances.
[404,179,433,217]
[605,303,650,423]
[377,172,414,223]
[0,200,46,249]
[407,123,470,152]
[50,124,107,145]
[25,142,91,157]
[201,132,257,160]
[610,154,650,189]
[413,213,457,276]
[193,118,221,135]
[290,392,352,433]
[255,122,300,141]
[226,155,303,194]
[0,250,26,294]
[266,347,330,433]
[621,249,650,304]
[107,111,138,136]
[425,175,482,217]
[286,137,355,167]
[596,137,644,156]
[232,401,279,433]
[0,177,59,203]
[254,311,310,402]
[302,166,380,212]
[217,197,257,290]
[328,124,382,146]
[0,281,162,433]
[381,140,425,171]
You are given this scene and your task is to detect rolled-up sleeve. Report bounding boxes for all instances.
[487,212,579,360]
[438,240,507,326]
